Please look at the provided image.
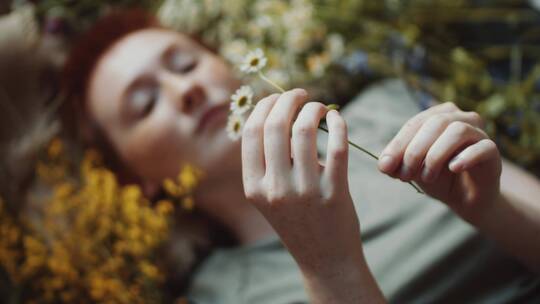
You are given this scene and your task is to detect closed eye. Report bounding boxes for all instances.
[164,46,198,74]
[128,82,159,119]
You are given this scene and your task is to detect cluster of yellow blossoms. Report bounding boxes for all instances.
[0,138,201,303]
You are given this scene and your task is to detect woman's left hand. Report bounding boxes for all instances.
[378,102,502,222]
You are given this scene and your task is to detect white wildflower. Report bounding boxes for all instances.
[230,86,254,115]
[226,114,246,141]
[240,48,268,74]
[221,39,249,64]
[158,0,203,32]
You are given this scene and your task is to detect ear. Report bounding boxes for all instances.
[141,180,160,199]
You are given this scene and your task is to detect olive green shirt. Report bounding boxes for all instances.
[187,80,540,303]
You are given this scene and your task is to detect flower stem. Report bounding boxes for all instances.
[257,73,424,194]
[259,71,286,93]
[317,126,423,194]
[317,126,379,160]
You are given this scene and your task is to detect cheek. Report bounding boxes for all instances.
[200,55,238,90]
[118,115,190,181]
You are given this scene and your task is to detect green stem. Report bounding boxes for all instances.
[256,72,424,194]
[318,126,424,194]
[259,71,286,93]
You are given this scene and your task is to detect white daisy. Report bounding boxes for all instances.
[230,86,254,115]
[240,48,268,74]
[226,114,246,141]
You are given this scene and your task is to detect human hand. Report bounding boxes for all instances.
[378,102,502,222]
[241,88,363,273]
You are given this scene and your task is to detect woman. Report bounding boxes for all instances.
[63,9,540,303]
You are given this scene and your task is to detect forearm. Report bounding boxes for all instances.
[296,249,386,304]
[471,159,540,271]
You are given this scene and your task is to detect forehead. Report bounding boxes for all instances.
[87,28,197,122]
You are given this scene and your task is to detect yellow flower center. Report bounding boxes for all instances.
[234,122,241,132]
[250,58,259,66]
[238,96,247,107]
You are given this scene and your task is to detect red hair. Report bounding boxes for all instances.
[60,8,160,180]
[59,10,235,291]
[62,8,160,121]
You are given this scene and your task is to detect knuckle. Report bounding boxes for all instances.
[296,183,319,198]
[403,118,418,131]
[424,152,439,169]
[403,150,422,166]
[448,121,470,136]
[330,145,348,160]
[441,101,458,111]
[259,93,280,105]
[266,191,288,205]
[293,123,316,138]
[283,88,308,102]
[481,139,498,152]
[304,101,325,111]
[387,137,404,153]
[244,187,262,202]
[429,113,451,127]
[467,111,484,127]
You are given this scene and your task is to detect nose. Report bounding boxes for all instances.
[160,72,206,115]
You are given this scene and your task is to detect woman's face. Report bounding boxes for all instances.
[87,28,241,184]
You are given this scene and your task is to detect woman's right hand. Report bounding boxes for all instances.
[241,89,385,303]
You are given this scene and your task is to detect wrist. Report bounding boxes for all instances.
[297,245,367,278]
[461,190,503,228]
[299,251,385,304]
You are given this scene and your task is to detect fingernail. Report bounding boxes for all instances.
[379,155,396,172]
[421,167,435,183]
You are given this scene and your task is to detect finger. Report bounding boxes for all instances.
[263,89,308,177]
[292,102,328,191]
[378,102,460,174]
[242,94,280,187]
[323,110,349,189]
[422,121,488,183]
[400,111,485,180]
[448,139,499,173]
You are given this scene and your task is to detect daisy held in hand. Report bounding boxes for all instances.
[229,48,423,193]
[230,85,254,114]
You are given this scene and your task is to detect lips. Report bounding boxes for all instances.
[196,103,229,134]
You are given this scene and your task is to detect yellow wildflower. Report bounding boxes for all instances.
[156,200,175,215]
[179,164,202,191]
[182,197,195,211]
[47,137,63,159]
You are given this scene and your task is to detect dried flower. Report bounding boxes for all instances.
[230,85,254,115]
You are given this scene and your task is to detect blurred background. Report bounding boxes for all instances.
[2,0,540,173]
[0,0,539,303]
